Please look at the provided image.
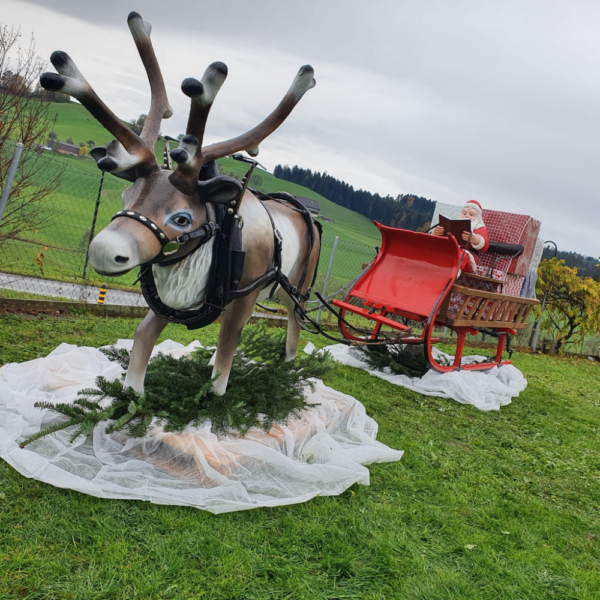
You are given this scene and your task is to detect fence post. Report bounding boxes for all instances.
[0,142,25,227]
[316,236,339,324]
[82,172,105,279]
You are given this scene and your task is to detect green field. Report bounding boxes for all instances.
[0,154,376,295]
[0,159,140,290]
[1,101,380,294]
[45,101,381,245]
[1,313,599,599]
[47,102,116,148]
[219,158,380,245]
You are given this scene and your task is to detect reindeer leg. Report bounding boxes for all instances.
[280,227,320,363]
[124,310,169,394]
[211,291,261,395]
[280,292,302,362]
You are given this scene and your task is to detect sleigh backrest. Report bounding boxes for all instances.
[478,209,541,277]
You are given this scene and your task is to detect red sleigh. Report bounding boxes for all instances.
[331,222,540,372]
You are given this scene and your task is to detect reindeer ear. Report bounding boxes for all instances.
[89,146,138,182]
[196,176,242,205]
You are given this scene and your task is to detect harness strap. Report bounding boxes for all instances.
[138,186,321,331]
[138,202,226,330]
[112,210,169,245]
[258,195,319,303]
[111,204,218,268]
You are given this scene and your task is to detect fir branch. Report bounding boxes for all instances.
[20,418,86,448]
[99,346,131,369]
[359,344,430,378]
[23,325,335,446]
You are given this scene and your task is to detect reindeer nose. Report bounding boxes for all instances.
[89,229,141,275]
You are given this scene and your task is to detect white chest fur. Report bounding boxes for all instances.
[152,239,214,310]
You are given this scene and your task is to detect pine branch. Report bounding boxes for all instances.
[20,418,86,448]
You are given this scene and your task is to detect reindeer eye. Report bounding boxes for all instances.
[170,213,192,227]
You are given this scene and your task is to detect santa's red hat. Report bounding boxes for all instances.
[464,199,482,212]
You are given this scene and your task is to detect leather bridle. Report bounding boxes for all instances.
[110,203,218,267]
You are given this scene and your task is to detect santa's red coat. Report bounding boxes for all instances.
[460,226,489,273]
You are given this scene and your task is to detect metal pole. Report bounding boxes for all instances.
[82,172,105,278]
[0,142,25,227]
[316,236,339,324]
[531,295,546,351]
[531,241,557,349]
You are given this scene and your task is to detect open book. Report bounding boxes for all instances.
[438,214,472,241]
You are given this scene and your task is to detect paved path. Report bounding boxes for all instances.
[0,273,147,306]
[0,273,287,320]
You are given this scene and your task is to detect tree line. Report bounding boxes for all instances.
[274,164,599,281]
[543,249,600,281]
[273,165,436,232]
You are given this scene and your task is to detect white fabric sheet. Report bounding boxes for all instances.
[307,343,526,411]
[0,340,402,513]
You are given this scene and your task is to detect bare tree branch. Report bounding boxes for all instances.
[0,23,62,247]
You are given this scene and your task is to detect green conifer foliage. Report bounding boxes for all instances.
[21,327,333,448]
[360,344,431,378]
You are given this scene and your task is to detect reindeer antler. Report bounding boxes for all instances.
[169,65,316,195]
[39,12,172,179]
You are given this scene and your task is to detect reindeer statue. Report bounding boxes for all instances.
[40,12,320,395]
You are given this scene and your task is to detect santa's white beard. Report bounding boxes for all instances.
[467,215,485,231]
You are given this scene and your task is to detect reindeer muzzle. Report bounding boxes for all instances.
[111,208,218,267]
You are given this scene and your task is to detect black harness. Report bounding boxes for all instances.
[112,189,321,330]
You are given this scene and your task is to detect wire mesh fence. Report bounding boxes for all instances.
[0,153,380,310]
[1,152,597,357]
[0,152,144,305]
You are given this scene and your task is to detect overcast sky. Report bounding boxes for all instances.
[4,0,599,256]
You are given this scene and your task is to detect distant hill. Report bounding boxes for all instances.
[217,159,381,245]
[543,249,600,280]
[43,101,382,246]
[47,101,117,148]
[274,165,436,232]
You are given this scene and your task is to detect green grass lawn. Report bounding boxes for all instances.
[1,313,599,599]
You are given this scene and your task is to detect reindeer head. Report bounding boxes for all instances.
[39,12,316,276]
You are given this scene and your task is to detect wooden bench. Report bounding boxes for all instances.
[437,284,538,329]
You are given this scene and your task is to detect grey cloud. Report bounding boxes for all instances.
[11,0,600,256]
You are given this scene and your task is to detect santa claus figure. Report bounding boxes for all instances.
[432,199,489,273]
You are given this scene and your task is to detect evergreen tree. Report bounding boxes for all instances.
[273,164,436,231]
